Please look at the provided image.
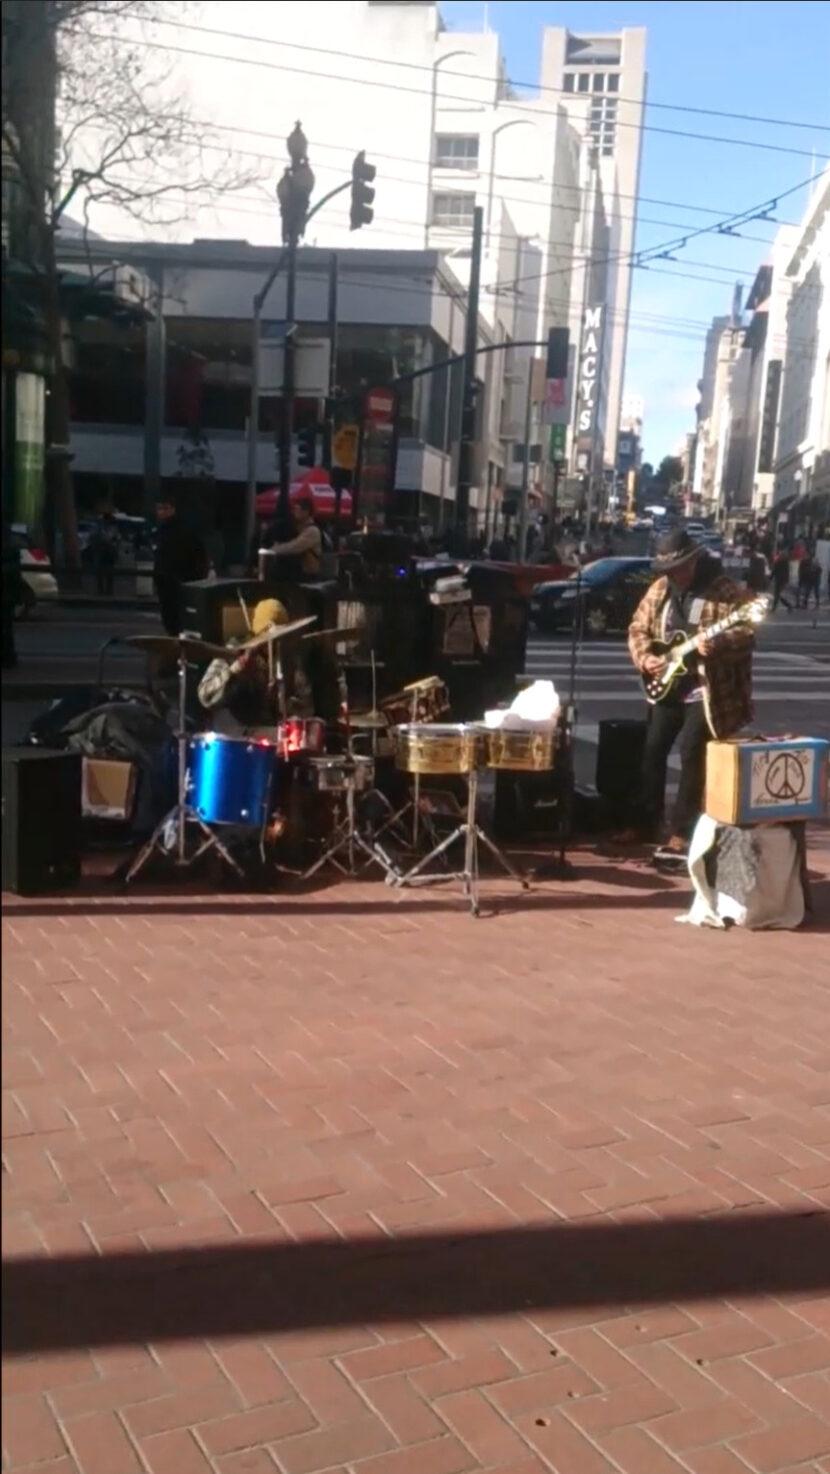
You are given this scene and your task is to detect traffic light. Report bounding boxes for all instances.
[296,425,317,469]
[545,327,569,382]
[350,150,376,231]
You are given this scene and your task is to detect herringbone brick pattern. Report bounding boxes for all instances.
[3,847,830,1474]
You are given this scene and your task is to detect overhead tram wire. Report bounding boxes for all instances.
[149,15,830,136]
[84,24,830,163]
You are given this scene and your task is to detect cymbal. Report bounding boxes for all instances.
[125,633,229,662]
[403,675,443,693]
[238,616,317,652]
[301,627,363,645]
[349,711,389,730]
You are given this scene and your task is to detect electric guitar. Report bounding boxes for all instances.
[641,595,770,705]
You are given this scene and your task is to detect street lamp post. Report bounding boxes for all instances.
[275,122,315,533]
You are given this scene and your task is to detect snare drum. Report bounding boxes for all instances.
[480,727,556,772]
[394,723,483,776]
[308,755,375,792]
[188,733,277,826]
[277,717,326,759]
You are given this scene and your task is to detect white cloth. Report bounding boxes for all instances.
[677,814,804,931]
[484,680,560,731]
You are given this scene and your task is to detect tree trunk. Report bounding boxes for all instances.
[43,240,80,572]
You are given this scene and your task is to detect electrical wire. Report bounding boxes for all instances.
[97,173,772,283]
[82,22,830,163]
[148,15,830,138]
[68,111,811,231]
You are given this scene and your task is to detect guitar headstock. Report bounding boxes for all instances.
[745,595,772,624]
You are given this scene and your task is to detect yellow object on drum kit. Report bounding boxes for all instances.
[389,717,556,915]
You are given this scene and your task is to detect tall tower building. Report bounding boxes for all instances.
[539,28,647,468]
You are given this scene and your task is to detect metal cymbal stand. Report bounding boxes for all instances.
[393,762,529,917]
[535,566,580,881]
[124,635,243,883]
[302,652,399,882]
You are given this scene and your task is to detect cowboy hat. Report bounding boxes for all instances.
[652,528,702,575]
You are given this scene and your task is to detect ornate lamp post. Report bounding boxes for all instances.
[275,123,315,529]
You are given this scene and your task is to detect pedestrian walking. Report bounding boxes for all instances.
[771,549,793,612]
[798,552,820,610]
[152,498,208,636]
[91,514,118,596]
[2,524,23,669]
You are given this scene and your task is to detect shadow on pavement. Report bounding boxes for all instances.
[4,1211,829,1354]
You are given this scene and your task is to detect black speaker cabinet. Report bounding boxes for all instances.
[2,749,82,894]
[595,719,648,804]
[181,578,266,646]
[182,578,340,647]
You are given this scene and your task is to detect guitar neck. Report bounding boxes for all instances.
[672,608,744,660]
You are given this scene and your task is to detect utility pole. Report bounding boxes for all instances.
[455,205,484,542]
[324,251,338,471]
[516,356,535,564]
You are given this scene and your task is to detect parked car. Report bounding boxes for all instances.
[9,525,59,616]
[530,556,652,636]
[685,520,707,539]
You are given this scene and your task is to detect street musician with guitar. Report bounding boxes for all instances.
[622,529,767,860]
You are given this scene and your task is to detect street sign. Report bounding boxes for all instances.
[365,387,394,425]
[549,423,567,462]
[332,424,359,472]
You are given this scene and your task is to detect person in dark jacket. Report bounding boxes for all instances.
[2,525,23,668]
[771,549,793,612]
[152,498,207,635]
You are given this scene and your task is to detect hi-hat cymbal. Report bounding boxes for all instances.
[125,633,229,662]
[349,711,389,730]
[301,627,363,645]
[238,616,317,653]
[403,674,443,693]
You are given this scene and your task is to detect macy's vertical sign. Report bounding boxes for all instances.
[575,304,605,438]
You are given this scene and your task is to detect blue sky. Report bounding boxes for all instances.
[442,0,830,464]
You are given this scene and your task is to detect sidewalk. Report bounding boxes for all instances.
[3,848,829,1474]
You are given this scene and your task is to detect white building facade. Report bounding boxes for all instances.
[772,169,830,518]
[76,1,645,506]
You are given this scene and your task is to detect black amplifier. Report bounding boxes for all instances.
[2,749,82,894]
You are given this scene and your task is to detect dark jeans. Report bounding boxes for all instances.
[96,563,115,596]
[641,699,710,840]
[2,603,17,667]
[154,579,182,636]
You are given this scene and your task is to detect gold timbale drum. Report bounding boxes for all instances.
[394,723,484,775]
[479,726,556,772]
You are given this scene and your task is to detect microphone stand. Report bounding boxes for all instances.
[536,563,581,881]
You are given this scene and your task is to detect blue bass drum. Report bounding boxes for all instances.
[188,733,276,826]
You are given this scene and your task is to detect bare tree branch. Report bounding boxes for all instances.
[3,0,265,564]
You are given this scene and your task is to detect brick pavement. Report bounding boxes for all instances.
[3,843,830,1474]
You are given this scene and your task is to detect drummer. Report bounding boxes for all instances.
[198,598,312,734]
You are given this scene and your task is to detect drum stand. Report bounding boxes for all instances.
[302,760,399,882]
[393,767,529,917]
[124,637,243,883]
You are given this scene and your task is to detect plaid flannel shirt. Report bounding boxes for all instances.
[628,573,755,739]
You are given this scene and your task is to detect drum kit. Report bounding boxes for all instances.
[118,619,559,914]
[123,619,315,882]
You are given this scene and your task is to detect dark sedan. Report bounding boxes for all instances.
[529,557,653,636]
